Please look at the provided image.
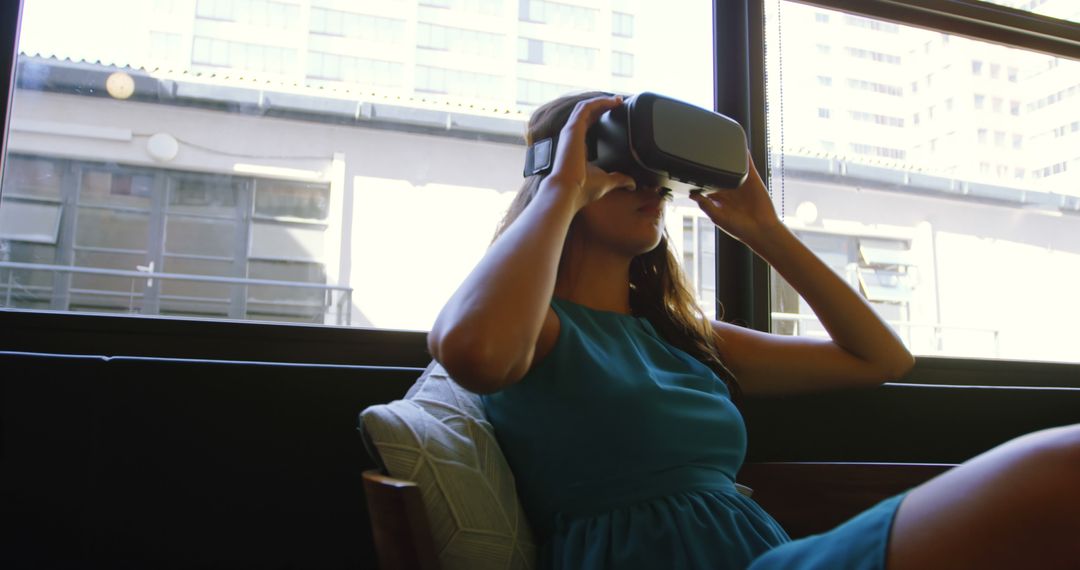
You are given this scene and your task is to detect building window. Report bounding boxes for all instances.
[516,37,597,70]
[418,23,503,58]
[415,65,502,100]
[519,0,598,31]
[612,11,634,37]
[681,215,715,310]
[612,51,634,77]
[516,78,582,106]
[309,8,405,44]
[306,52,403,87]
[191,36,298,75]
[1,156,335,323]
[843,46,901,64]
[195,0,300,30]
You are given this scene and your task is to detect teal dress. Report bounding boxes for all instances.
[482,297,907,569]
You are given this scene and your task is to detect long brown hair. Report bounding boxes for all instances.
[493,91,740,398]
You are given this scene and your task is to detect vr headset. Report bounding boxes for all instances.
[523,92,748,193]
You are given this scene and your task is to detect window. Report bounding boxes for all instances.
[415,65,502,100]
[843,46,901,65]
[310,8,405,44]
[307,52,403,87]
[1,156,335,322]
[7,0,714,332]
[680,215,715,309]
[196,0,301,30]
[420,0,502,15]
[520,0,598,31]
[418,23,504,58]
[612,11,634,37]
[516,37,597,70]
[612,51,633,77]
[846,78,902,96]
[765,1,1080,363]
[7,0,1079,372]
[192,36,298,75]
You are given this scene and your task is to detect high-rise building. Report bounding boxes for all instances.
[142,0,641,110]
[766,0,1080,195]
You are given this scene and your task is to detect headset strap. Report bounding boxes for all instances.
[522,137,555,177]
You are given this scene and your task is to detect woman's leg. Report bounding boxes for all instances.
[887,423,1080,570]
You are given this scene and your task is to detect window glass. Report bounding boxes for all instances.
[6,0,713,330]
[765,1,1080,363]
[2,156,62,199]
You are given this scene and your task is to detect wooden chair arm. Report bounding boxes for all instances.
[737,462,956,538]
[362,470,441,570]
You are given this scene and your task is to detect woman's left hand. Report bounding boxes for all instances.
[688,152,782,247]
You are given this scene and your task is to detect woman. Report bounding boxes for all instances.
[428,92,1080,569]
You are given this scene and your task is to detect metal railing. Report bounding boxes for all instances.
[0,261,354,326]
[771,312,1001,357]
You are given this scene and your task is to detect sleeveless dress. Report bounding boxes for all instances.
[482,297,908,570]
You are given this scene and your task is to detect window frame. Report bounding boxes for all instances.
[1,0,1079,385]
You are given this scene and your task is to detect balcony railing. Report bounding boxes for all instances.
[770,312,1001,358]
[0,261,354,326]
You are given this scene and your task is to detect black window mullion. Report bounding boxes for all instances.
[713,0,772,331]
[142,171,167,315]
[50,159,77,311]
[231,179,252,320]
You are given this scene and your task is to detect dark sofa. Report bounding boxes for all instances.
[4,349,1079,569]
[1,351,421,570]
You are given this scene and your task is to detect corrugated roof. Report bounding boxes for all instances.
[17,51,531,120]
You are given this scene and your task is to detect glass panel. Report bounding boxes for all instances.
[2,156,63,199]
[71,249,148,300]
[161,256,233,299]
[0,242,56,309]
[0,200,62,243]
[247,259,327,321]
[74,208,150,250]
[79,170,154,209]
[168,175,240,216]
[165,216,237,257]
[765,1,1080,363]
[249,222,324,261]
[254,179,329,220]
[7,0,714,329]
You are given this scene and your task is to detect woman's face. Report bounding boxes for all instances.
[573,180,668,257]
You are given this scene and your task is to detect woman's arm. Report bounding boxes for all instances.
[691,156,914,396]
[428,95,635,394]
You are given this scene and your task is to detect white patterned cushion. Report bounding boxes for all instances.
[361,361,536,570]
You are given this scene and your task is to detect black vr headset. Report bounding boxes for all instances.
[523,92,749,193]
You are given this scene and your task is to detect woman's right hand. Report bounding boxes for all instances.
[541,95,638,210]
